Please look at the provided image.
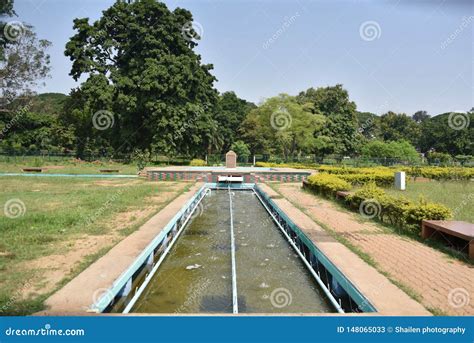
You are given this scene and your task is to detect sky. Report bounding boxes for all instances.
[10,0,474,115]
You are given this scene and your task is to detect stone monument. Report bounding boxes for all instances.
[226,150,237,169]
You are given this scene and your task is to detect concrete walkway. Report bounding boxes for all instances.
[272,183,474,316]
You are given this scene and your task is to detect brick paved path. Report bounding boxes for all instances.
[273,183,474,315]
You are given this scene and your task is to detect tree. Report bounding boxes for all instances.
[296,84,356,115]
[0,0,16,61]
[0,93,74,153]
[297,85,358,156]
[240,94,325,158]
[361,140,420,162]
[0,24,51,105]
[418,112,473,156]
[379,111,420,148]
[213,91,255,152]
[64,0,218,156]
[412,110,430,123]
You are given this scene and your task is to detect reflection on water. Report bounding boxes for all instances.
[132,190,334,314]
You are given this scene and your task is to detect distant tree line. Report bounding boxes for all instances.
[1,0,472,163]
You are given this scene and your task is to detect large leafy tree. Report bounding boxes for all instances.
[241,94,325,158]
[297,84,358,156]
[379,111,420,148]
[213,91,255,152]
[418,112,473,156]
[0,0,16,60]
[64,0,218,156]
[0,25,51,105]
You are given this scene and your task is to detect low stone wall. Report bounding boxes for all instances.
[147,170,311,182]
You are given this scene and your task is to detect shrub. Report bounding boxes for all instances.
[347,183,452,234]
[403,202,452,231]
[230,141,250,162]
[338,172,394,187]
[306,173,351,196]
[189,159,207,166]
[427,151,452,165]
[256,162,318,169]
[361,140,420,162]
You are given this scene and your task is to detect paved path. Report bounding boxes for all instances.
[272,183,474,315]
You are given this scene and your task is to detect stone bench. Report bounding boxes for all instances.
[99,169,120,173]
[421,220,474,259]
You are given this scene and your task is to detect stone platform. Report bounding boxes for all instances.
[143,166,313,183]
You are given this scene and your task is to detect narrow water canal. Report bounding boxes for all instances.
[132,190,334,314]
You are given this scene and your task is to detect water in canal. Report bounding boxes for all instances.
[132,190,334,314]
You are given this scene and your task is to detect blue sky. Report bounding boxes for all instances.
[12,0,473,115]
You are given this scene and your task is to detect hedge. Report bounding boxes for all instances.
[189,159,207,166]
[319,165,474,181]
[306,174,452,235]
[255,162,319,169]
[346,183,452,234]
[306,174,351,196]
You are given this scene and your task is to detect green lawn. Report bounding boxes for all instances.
[0,157,138,174]
[385,180,473,222]
[0,177,190,315]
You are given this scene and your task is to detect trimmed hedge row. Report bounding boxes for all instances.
[306,173,351,195]
[306,174,452,234]
[189,159,207,166]
[400,166,474,181]
[318,165,474,181]
[255,161,318,169]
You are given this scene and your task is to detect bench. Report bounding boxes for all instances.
[99,169,120,173]
[421,220,474,259]
[22,167,43,172]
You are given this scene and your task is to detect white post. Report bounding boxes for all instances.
[253,155,256,167]
[394,171,406,190]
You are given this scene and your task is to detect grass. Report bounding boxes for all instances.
[0,176,190,315]
[385,180,474,222]
[0,157,138,175]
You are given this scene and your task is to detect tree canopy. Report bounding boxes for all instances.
[64,0,218,157]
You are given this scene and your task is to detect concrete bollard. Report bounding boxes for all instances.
[394,171,406,190]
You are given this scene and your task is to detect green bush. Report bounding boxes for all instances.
[338,172,394,187]
[256,161,318,169]
[189,159,207,166]
[306,173,351,196]
[347,183,452,234]
[403,203,452,230]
